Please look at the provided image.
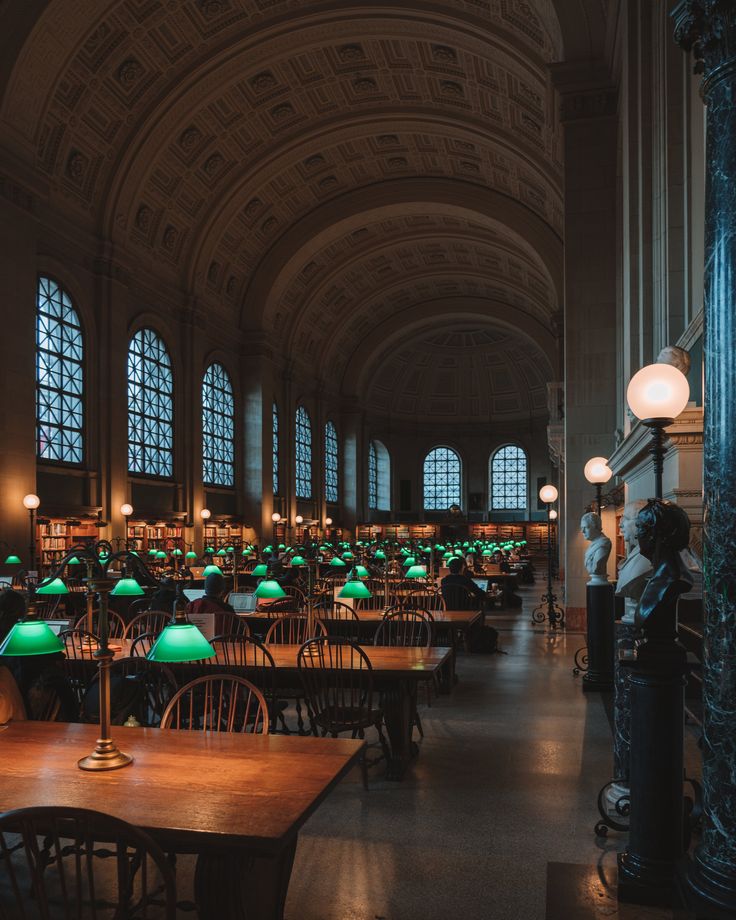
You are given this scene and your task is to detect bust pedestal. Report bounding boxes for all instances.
[582,581,615,691]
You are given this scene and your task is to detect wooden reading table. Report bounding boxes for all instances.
[0,720,363,919]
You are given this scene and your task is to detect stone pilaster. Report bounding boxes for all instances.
[674,2,736,911]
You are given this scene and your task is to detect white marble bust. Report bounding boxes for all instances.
[616,500,652,622]
[581,511,612,585]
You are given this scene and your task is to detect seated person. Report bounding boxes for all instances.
[149,576,177,613]
[186,572,235,632]
[441,557,487,610]
[0,588,26,644]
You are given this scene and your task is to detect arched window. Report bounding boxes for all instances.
[490,445,528,510]
[423,446,461,510]
[272,403,279,495]
[36,276,84,464]
[368,441,378,510]
[127,328,173,477]
[324,420,338,503]
[295,405,312,499]
[202,363,234,487]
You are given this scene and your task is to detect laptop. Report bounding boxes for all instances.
[472,578,489,592]
[44,619,72,635]
[229,592,258,613]
[183,589,206,603]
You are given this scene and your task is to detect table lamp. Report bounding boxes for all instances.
[147,592,215,664]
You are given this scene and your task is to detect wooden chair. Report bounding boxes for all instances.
[126,596,156,619]
[211,610,250,637]
[265,614,326,646]
[211,634,285,732]
[59,628,100,718]
[283,584,307,609]
[59,628,99,659]
[160,674,267,734]
[0,805,176,918]
[374,609,434,737]
[74,608,126,638]
[129,632,157,658]
[356,580,390,610]
[298,637,390,789]
[402,588,446,612]
[318,601,362,643]
[33,596,62,620]
[124,610,171,640]
[83,657,178,728]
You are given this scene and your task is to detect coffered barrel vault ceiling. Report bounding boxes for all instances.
[0,0,608,421]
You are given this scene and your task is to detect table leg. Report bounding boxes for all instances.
[194,837,297,920]
[381,678,418,780]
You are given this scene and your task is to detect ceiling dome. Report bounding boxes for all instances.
[365,324,551,422]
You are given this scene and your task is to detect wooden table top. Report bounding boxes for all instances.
[241,609,482,625]
[113,641,450,679]
[0,721,363,854]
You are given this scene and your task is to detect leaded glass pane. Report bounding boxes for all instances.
[202,363,234,486]
[423,446,461,510]
[295,405,312,499]
[272,403,279,494]
[324,420,338,503]
[127,328,173,477]
[490,445,528,510]
[368,441,378,510]
[36,276,84,463]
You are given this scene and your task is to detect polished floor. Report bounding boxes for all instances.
[284,586,702,920]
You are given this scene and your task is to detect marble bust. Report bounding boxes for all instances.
[635,499,693,641]
[580,511,612,585]
[616,500,652,623]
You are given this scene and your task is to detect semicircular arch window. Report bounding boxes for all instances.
[423,446,461,511]
[490,444,528,510]
[127,328,173,477]
[202,363,234,487]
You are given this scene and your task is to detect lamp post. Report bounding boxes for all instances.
[120,503,133,550]
[626,363,690,500]
[200,508,211,553]
[583,458,613,516]
[22,494,40,576]
[532,485,564,628]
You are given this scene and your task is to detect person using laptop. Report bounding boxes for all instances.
[186,572,236,633]
[441,557,487,610]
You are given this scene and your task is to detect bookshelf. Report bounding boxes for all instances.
[125,520,184,553]
[37,518,99,573]
[204,521,243,551]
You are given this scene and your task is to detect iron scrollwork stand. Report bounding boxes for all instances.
[532,506,565,628]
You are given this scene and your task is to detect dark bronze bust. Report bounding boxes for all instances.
[634,499,693,642]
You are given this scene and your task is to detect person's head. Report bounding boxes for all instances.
[159,576,174,590]
[0,588,26,642]
[204,572,226,598]
[580,512,602,541]
[636,499,690,562]
[448,557,463,575]
[620,500,647,547]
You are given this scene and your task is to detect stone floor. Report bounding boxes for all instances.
[283,585,703,920]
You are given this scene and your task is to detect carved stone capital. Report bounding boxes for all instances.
[673,0,736,82]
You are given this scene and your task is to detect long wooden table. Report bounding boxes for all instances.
[110,641,450,780]
[0,720,363,919]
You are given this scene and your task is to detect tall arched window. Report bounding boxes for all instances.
[202,363,234,487]
[490,445,528,510]
[127,328,173,477]
[295,405,312,499]
[36,276,84,463]
[368,441,378,510]
[324,420,338,503]
[272,403,279,495]
[423,446,461,510]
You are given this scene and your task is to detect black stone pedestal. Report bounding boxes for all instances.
[582,582,615,691]
[618,639,687,907]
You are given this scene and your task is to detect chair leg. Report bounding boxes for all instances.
[375,718,391,765]
[413,707,424,739]
[295,697,306,734]
[360,750,369,791]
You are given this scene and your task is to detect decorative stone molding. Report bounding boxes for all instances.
[673,0,736,78]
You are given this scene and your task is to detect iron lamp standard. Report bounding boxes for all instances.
[532,485,564,628]
[583,458,613,516]
[22,494,40,576]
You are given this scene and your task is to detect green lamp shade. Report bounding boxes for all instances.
[263,545,273,554]
[341,551,354,560]
[155,550,167,559]
[338,580,372,600]
[374,550,386,561]
[205,546,215,554]
[216,549,227,556]
[146,623,214,663]
[405,565,427,579]
[290,555,306,566]
[4,555,21,565]
[110,577,145,597]
[353,565,370,578]
[242,548,251,556]
[329,557,346,568]
[171,548,183,556]
[66,556,80,566]
[402,556,416,567]
[254,579,286,599]
[252,564,268,577]
[202,564,223,577]
[226,546,235,553]
[422,547,431,554]
[36,578,69,596]
[0,620,64,657]
[435,544,444,551]
[185,551,198,560]
[278,544,286,550]
[148,549,157,556]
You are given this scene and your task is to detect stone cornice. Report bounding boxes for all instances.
[608,407,704,479]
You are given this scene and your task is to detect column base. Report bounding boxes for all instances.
[582,672,613,691]
[617,850,678,907]
[684,848,736,917]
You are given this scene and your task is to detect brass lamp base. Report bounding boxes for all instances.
[78,738,134,771]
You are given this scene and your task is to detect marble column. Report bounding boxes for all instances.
[675,3,736,911]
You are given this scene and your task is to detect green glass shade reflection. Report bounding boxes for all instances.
[0,620,64,656]
[4,555,21,565]
[329,557,346,568]
[290,556,306,566]
[146,623,214,663]
[338,579,372,599]
[405,565,427,579]
[252,564,268,577]
[36,578,69,595]
[254,579,286,599]
[202,564,223,576]
[110,577,145,597]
